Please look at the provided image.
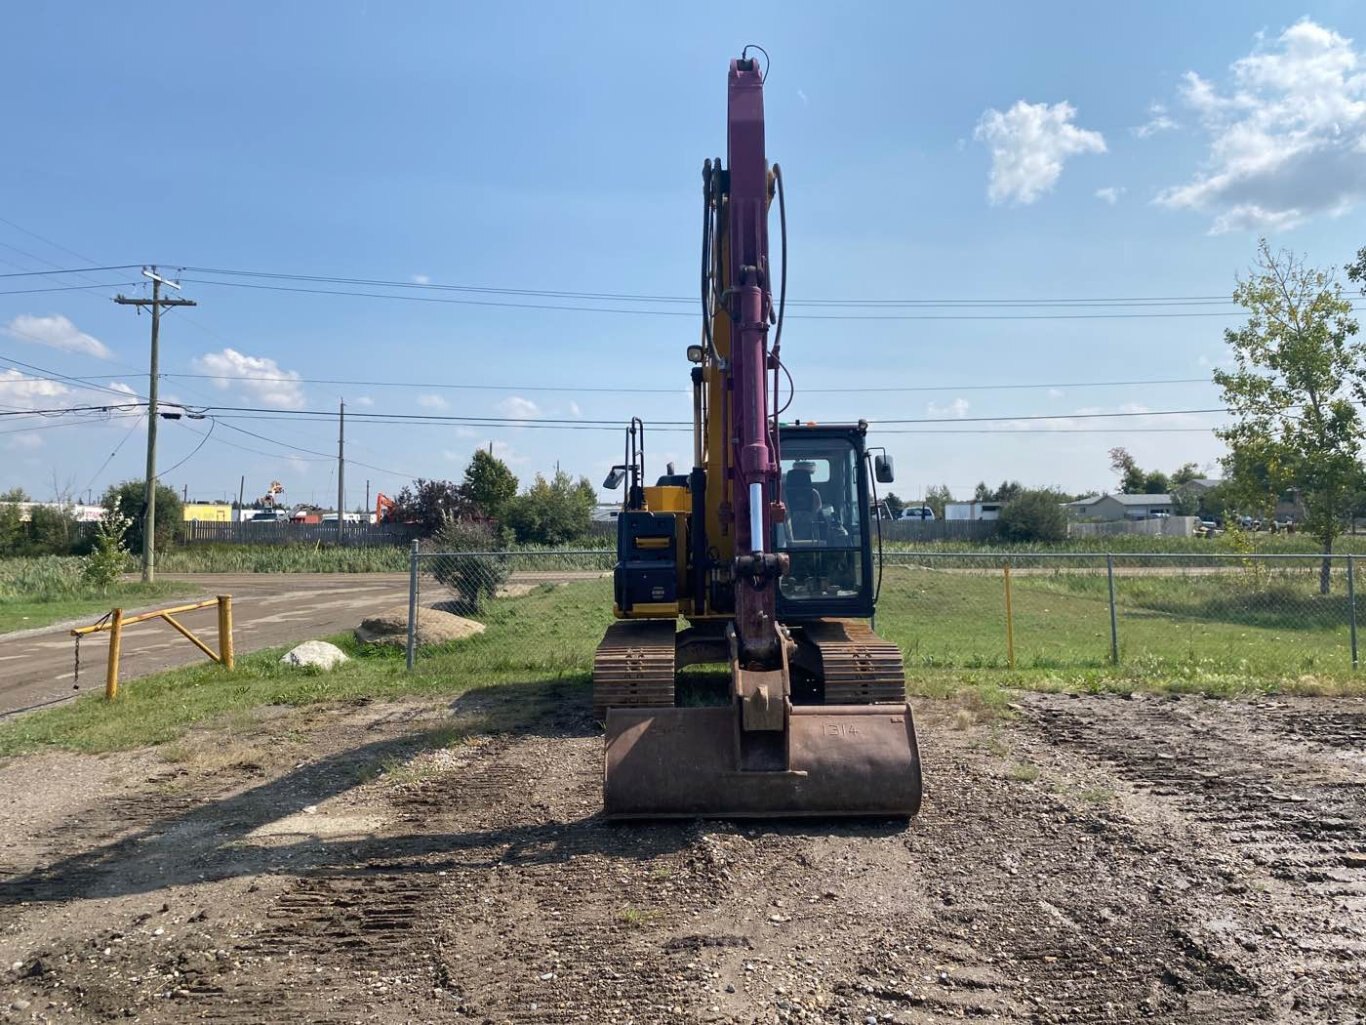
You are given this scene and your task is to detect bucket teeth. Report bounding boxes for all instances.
[592,621,677,720]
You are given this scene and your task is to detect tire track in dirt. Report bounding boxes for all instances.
[1023,693,1366,1021]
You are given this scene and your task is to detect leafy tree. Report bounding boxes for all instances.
[102,480,183,555]
[463,450,519,520]
[924,484,954,518]
[1217,241,1364,593]
[1170,462,1201,487]
[998,489,1068,543]
[1170,489,1199,517]
[972,481,991,503]
[993,480,1023,503]
[0,487,29,503]
[0,501,20,554]
[392,478,470,534]
[1108,447,1146,494]
[1142,470,1170,495]
[505,470,598,545]
[882,492,906,520]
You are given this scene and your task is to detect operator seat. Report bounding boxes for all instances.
[785,468,826,542]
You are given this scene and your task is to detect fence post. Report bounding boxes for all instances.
[1349,554,1358,671]
[105,608,124,701]
[406,539,420,672]
[1003,561,1015,669]
[1106,554,1120,665]
[217,595,235,670]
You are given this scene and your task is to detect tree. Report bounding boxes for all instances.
[993,480,1023,504]
[1218,241,1364,593]
[1170,462,1201,487]
[101,480,183,555]
[1108,447,1146,494]
[392,478,470,534]
[972,481,992,503]
[0,487,29,503]
[882,492,906,520]
[924,484,954,519]
[1142,470,1170,495]
[505,470,598,545]
[998,489,1068,543]
[462,450,519,520]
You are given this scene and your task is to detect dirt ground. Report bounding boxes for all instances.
[0,686,1363,1024]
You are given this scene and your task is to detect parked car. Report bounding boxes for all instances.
[899,506,936,521]
[247,509,288,523]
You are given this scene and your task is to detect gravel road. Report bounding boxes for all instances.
[0,574,410,717]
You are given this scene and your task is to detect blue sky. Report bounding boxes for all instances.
[3,2,1366,508]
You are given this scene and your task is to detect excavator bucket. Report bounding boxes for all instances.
[603,703,922,819]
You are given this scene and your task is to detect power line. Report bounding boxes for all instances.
[85,370,1217,396]
[0,264,142,280]
[0,350,150,401]
[0,282,141,296]
[178,276,1366,321]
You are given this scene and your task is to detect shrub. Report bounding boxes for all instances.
[428,519,508,616]
[998,490,1068,543]
[83,511,132,588]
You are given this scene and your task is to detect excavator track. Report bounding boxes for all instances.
[803,619,907,705]
[592,620,677,720]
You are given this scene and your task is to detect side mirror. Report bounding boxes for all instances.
[603,466,627,490]
[874,454,895,484]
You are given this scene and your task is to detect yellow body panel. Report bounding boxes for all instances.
[643,485,689,513]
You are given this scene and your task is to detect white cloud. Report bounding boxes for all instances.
[1133,103,1179,138]
[1095,186,1126,205]
[496,395,541,420]
[454,426,478,439]
[796,89,809,106]
[107,381,137,396]
[0,368,69,409]
[4,314,111,359]
[5,432,43,452]
[412,274,431,285]
[354,395,375,407]
[416,394,448,410]
[1157,19,1366,232]
[926,397,970,419]
[567,401,582,418]
[1048,388,1065,399]
[191,348,305,409]
[974,100,1106,205]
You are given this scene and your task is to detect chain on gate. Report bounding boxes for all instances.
[72,611,111,691]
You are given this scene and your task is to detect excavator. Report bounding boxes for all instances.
[594,52,922,819]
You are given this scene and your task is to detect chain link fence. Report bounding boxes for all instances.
[404,544,614,669]
[400,545,1364,680]
[880,552,1361,677]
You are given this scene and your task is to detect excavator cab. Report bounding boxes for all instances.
[774,425,876,622]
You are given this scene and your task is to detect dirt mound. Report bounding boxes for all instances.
[354,604,485,647]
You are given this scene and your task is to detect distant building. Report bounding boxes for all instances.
[944,501,1003,521]
[5,502,104,523]
[1066,493,1174,522]
[182,502,233,523]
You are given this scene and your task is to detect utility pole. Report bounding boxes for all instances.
[365,479,370,523]
[115,268,196,583]
[337,399,345,543]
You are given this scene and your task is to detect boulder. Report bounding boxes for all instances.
[355,604,486,648]
[280,640,350,671]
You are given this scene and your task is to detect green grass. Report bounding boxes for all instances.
[0,557,197,634]
[883,533,1366,555]
[5,561,1364,756]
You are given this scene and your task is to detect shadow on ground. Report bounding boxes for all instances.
[0,676,906,906]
